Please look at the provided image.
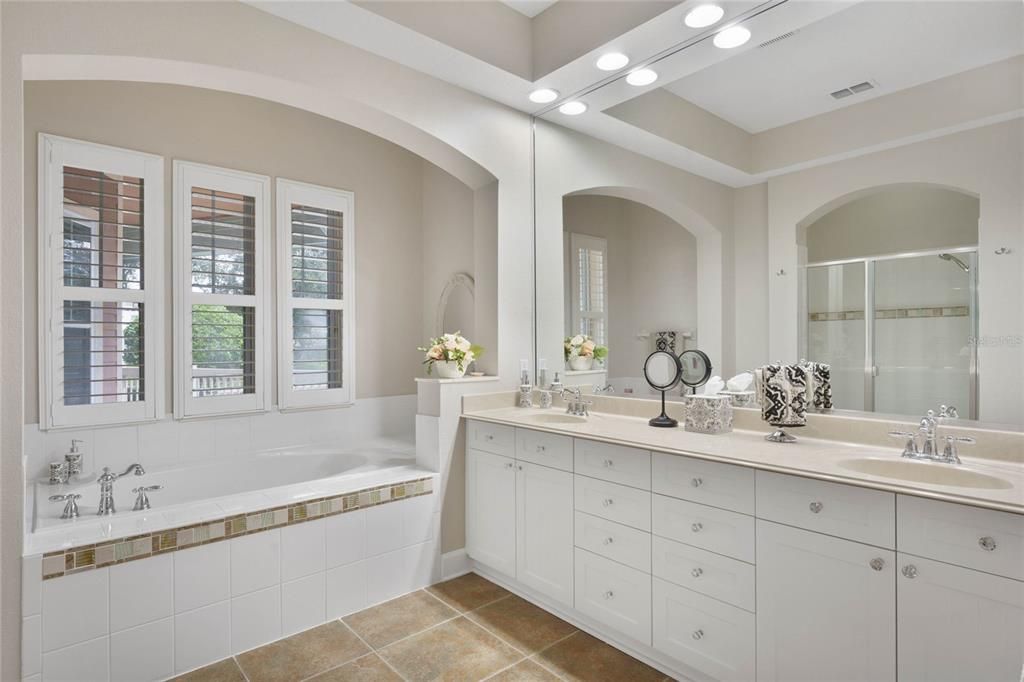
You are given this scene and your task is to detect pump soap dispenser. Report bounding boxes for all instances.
[64,440,84,479]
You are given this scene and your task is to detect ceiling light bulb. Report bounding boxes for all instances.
[529,88,559,104]
[626,69,658,86]
[685,4,724,28]
[596,52,629,71]
[713,25,751,49]
[559,101,588,116]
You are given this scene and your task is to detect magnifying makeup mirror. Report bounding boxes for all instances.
[678,349,712,395]
[644,350,682,427]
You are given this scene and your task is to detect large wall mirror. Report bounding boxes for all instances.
[533,0,1023,428]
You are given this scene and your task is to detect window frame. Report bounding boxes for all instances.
[38,134,165,429]
[569,232,608,347]
[173,161,272,418]
[276,179,355,410]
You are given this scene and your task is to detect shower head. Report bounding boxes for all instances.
[939,253,969,272]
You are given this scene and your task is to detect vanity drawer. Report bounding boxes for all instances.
[652,452,754,514]
[575,476,652,532]
[574,440,651,490]
[575,548,652,645]
[653,494,755,563]
[466,420,515,458]
[653,577,755,682]
[516,428,573,472]
[898,495,1024,581]
[652,536,755,612]
[756,470,895,549]
[575,511,651,573]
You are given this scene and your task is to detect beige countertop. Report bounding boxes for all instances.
[463,407,1024,515]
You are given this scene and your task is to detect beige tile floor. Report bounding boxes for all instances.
[173,572,672,682]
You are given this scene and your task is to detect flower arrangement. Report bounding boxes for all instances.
[418,332,484,378]
[564,334,608,371]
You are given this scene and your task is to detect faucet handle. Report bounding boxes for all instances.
[132,485,162,511]
[888,430,917,456]
[49,493,82,519]
[942,435,975,464]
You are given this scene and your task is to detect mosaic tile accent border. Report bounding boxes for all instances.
[40,476,433,581]
[809,306,969,322]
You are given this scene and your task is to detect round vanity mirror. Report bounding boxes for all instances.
[679,349,712,394]
[644,350,682,427]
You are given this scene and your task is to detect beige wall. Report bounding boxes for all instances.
[23,80,480,421]
[805,186,979,262]
[563,195,698,378]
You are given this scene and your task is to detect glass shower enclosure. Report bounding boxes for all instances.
[804,247,978,419]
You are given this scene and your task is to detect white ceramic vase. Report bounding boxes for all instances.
[568,355,594,371]
[434,360,467,379]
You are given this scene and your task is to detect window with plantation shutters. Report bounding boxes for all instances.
[570,233,608,346]
[174,162,270,417]
[39,135,165,428]
[277,180,354,409]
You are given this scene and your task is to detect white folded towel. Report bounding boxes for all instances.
[727,372,754,392]
[703,375,725,395]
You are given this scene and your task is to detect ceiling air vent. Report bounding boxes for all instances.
[758,30,798,49]
[830,80,876,100]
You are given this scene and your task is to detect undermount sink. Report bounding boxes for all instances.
[838,457,1013,490]
[522,412,588,425]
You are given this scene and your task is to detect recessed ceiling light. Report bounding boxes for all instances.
[529,88,559,104]
[596,52,629,71]
[713,25,751,49]
[685,4,724,28]
[626,69,658,86]
[559,101,588,116]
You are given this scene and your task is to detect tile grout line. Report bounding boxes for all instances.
[231,655,253,682]
[522,630,580,681]
[336,616,413,682]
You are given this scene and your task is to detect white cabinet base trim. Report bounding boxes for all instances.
[471,560,711,682]
[441,549,472,581]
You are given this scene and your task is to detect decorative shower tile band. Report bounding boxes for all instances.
[40,476,433,580]
[808,306,969,322]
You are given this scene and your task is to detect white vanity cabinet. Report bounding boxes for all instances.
[756,520,896,682]
[465,417,1024,682]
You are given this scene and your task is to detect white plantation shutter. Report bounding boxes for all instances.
[174,162,270,417]
[570,233,608,347]
[39,135,165,428]
[277,179,354,409]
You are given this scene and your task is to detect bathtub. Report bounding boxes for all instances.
[27,435,431,555]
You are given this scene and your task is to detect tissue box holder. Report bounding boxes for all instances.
[683,395,733,434]
[720,390,755,408]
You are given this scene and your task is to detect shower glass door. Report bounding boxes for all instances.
[872,250,977,418]
[805,248,978,418]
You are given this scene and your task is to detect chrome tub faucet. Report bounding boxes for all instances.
[97,463,146,515]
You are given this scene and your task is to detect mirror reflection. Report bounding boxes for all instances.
[534,0,1023,427]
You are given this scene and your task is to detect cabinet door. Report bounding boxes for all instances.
[466,448,516,576]
[898,554,1024,682]
[516,461,574,605]
[757,520,895,682]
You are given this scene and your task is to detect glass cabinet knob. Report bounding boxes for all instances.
[809,501,824,514]
[978,536,997,551]
[691,568,703,578]
[691,477,703,487]
[692,629,704,641]
[870,558,885,571]
[902,564,918,579]
[691,522,703,533]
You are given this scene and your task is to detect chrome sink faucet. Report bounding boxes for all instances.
[96,464,146,515]
[888,408,975,464]
[561,387,593,417]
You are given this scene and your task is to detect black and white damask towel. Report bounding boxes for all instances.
[800,360,834,412]
[756,364,808,427]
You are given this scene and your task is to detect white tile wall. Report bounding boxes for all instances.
[22,614,41,678]
[230,528,281,596]
[281,518,325,581]
[26,488,438,678]
[41,568,108,652]
[365,501,406,557]
[42,636,109,682]
[325,509,366,568]
[23,555,42,617]
[174,542,230,613]
[282,573,326,637]
[109,553,172,633]
[174,601,230,674]
[231,585,282,653]
[24,394,417,480]
[110,618,174,682]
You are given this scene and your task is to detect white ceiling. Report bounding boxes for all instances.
[663,0,1024,133]
[500,0,558,18]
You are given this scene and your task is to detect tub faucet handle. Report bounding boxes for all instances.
[49,493,82,520]
[131,485,163,511]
